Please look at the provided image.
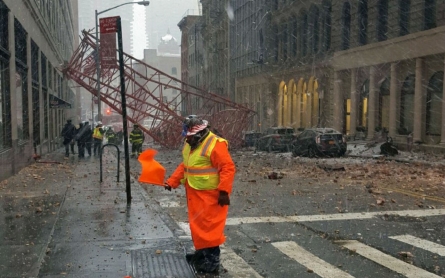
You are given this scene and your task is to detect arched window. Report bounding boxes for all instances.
[424,0,436,30]
[359,80,369,128]
[300,10,308,56]
[358,0,368,45]
[377,0,388,41]
[399,0,410,36]
[341,2,351,50]
[400,75,415,135]
[322,0,331,51]
[309,5,320,53]
[426,71,443,135]
[291,16,298,57]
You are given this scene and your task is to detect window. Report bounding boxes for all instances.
[0,56,10,150]
[15,19,29,141]
[281,23,288,60]
[424,0,436,30]
[341,2,351,50]
[359,80,369,128]
[426,72,443,135]
[291,16,298,57]
[309,5,320,53]
[172,67,177,75]
[399,0,410,36]
[400,75,415,134]
[0,1,8,52]
[273,25,279,62]
[377,0,389,41]
[31,40,40,145]
[300,10,308,56]
[358,0,368,45]
[322,0,331,51]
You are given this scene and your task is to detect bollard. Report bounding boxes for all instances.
[99,143,120,182]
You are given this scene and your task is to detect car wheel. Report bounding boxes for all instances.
[308,146,317,158]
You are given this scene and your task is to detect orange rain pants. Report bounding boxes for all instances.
[167,141,235,250]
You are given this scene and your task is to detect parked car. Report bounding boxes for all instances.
[291,128,347,157]
[242,131,263,147]
[256,127,296,152]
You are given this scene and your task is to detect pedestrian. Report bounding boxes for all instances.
[74,122,85,158]
[129,124,144,157]
[93,121,104,156]
[106,127,116,144]
[61,119,75,158]
[164,116,235,274]
[82,121,93,157]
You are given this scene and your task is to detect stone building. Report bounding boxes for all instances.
[230,0,445,150]
[0,0,79,181]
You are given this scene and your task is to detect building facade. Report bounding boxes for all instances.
[228,0,445,150]
[0,0,78,181]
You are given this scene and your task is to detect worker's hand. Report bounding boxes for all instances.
[218,191,230,206]
[164,183,172,191]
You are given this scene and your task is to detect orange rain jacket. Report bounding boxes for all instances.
[166,133,236,250]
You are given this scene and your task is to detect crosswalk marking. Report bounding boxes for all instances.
[226,209,445,225]
[337,240,441,278]
[220,247,264,278]
[390,235,445,256]
[272,241,355,278]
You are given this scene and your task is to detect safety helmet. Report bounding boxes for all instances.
[97,121,102,125]
[182,115,207,137]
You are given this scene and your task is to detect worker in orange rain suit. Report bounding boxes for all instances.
[165,116,235,274]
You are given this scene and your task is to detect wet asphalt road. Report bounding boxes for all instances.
[129,144,445,278]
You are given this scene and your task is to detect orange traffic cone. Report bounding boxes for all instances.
[138,149,166,186]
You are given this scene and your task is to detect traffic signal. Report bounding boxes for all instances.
[106,108,111,115]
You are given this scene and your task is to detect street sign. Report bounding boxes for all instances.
[99,16,118,68]
[99,16,119,34]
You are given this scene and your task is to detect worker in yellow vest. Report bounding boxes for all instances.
[165,116,235,275]
[92,121,104,156]
[129,124,145,157]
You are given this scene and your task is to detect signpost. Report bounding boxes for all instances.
[99,16,132,204]
[99,16,118,69]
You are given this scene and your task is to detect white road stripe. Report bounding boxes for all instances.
[158,197,180,208]
[220,247,263,278]
[177,221,191,236]
[226,209,445,225]
[337,240,441,278]
[390,235,445,257]
[272,241,354,278]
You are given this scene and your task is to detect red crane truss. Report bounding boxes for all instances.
[62,30,255,149]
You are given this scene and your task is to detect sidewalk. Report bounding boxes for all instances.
[0,148,194,277]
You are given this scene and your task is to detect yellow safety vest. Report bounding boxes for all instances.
[93,127,103,140]
[182,132,228,190]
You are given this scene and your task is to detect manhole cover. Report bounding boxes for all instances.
[129,248,195,278]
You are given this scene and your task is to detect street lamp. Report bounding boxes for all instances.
[94,1,150,122]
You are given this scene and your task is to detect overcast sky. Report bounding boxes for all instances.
[132,0,199,58]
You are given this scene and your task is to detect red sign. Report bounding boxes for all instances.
[100,33,117,67]
[99,16,119,34]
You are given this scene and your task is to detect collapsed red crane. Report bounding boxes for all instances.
[62,30,255,149]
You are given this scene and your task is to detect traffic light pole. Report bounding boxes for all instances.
[116,17,132,204]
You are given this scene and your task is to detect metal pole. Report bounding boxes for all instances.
[117,17,132,204]
[95,9,101,122]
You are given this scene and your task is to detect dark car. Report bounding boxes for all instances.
[242,131,263,147]
[256,127,296,152]
[292,128,347,157]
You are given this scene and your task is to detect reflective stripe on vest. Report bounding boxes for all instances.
[182,131,227,190]
[93,128,103,139]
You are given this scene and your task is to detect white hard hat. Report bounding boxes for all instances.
[97,121,102,125]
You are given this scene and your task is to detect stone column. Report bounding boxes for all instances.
[389,63,399,138]
[287,85,292,126]
[413,58,424,142]
[441,59,445,144]
[333,71,343,132]
[292,86,298,128]
[367,66,377,140]
[350,69,358,138]
[277,89,283,126]
[306,93,312,127]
